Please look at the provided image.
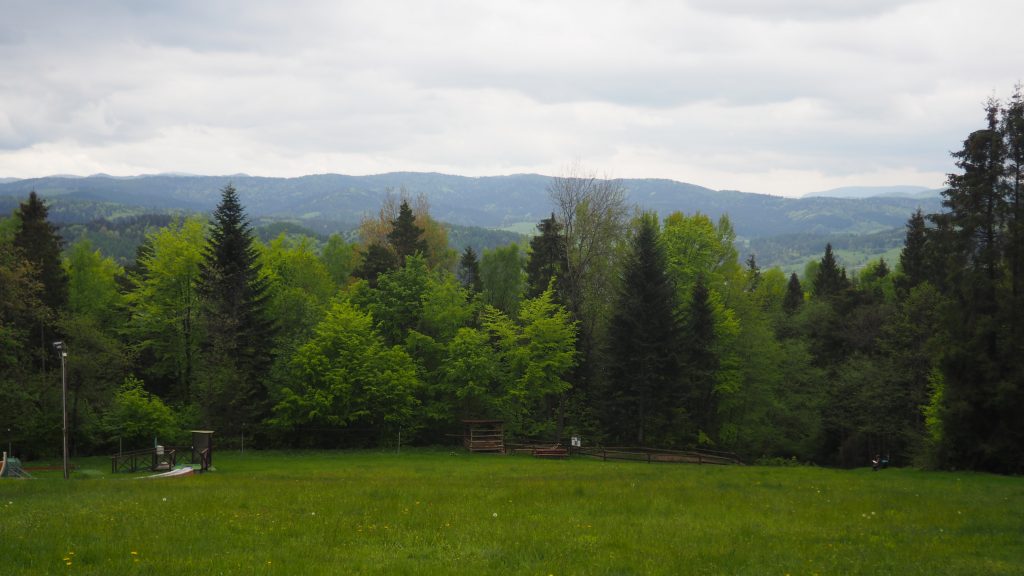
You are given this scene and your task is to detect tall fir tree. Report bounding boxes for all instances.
[782,273,803,315]
[12,191,68,370]
[457,246,483,293]
[197,184,276,433]
[1002,87,1024,303]
[525,214,566,299]
[387,199,427,264]
[813,243,847,298]
[898,209,931,291]
[935,100,1022,472]
[604,213,682,446]
[681,277,719,440]
[355,242,398,288]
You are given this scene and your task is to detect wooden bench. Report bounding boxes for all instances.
[532,447,568,459]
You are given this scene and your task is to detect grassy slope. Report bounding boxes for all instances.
[2,451,1022,575]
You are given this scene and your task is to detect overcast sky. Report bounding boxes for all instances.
[0,0,1020,197]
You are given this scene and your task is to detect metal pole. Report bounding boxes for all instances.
[61,350,69,480]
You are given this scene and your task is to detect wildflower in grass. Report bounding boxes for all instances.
[492,512,498,518]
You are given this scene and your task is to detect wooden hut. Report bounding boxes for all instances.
[462,420,504,453]
[191,430,214,472]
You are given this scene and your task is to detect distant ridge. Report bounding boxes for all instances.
[0,172,942,239]
[803,185,944,200]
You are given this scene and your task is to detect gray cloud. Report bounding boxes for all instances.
[0,0,1018,195]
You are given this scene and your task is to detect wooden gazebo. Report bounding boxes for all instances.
[462,420,504,453]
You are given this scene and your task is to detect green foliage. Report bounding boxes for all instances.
[196,184,277,433]
[320,233,359,287]
[65,239,124,326]
[525,214,565,299]
[366,255,431,346]
[13,191,68,314]
[782,272,804,314]
[387,199,428,263]
[480,243,526,316]
[456,246,483,293]
[813,243,848,298]
[12,191,67,370]
[100,376,180,449]
[270,299,421,444]
[604,213,683,446]
[124,216,207,403]
[482,287,578,438]
[443,327,502,418]
[354,242,397,287]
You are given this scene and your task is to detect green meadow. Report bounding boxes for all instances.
[2,451,1022,575]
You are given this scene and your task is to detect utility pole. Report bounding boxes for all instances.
[53,341,69,480]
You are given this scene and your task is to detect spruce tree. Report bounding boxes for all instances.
[898,209,930,291]
[197,184,276,432]
[14,192,67,312]
[387,199,427,264]
[605,213,682,446]
[457,246,483,293]
[744,253,761,292]
[813,243,847,298]
[936,100,1020,472]
[525,214,566,299]
[355,242,398,288]
[13,191,67,370]
[681,277,719,439]
[782,273,803,315]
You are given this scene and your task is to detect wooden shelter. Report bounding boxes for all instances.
[462,420,504,453]
[191,430,214,472]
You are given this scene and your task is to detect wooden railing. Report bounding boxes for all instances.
[110,447,177,473]
[575,446,741,465]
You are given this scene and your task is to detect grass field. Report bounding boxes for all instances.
[2,450,1022,575]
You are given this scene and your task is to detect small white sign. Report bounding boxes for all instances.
[571,436,581,447]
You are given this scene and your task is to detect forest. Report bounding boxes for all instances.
[1,94,1022,474]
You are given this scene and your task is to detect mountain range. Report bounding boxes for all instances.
[0,173,941,241]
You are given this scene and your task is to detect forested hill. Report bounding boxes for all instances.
[0,173,940,238]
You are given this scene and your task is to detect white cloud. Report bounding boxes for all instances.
[0,0,1020,196]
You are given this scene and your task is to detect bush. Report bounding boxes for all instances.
[101,375,180,449]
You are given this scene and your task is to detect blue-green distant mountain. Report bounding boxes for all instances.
[0,173,941,240]
[802,185,944,200]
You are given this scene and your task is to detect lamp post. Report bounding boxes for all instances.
[53,341,69,480]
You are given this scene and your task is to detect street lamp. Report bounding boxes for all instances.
[53,341,69,480]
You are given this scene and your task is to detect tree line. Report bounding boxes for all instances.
[2,93,1023,473]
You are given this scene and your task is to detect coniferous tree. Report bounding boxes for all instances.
[682,277,719,440]
[813,243,847,298]
[387,199,427,263]
[744,253,761,292]
[782,273,803,315]
[525,214,566,299]
[898,209,931,291]
[355,242,398,288]
[12,191,68,370]
[604,213,682,446]
[457,246,483,293]
[196,184,276,433]
[1002,87,1024,303]
[935,100,1020,472]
